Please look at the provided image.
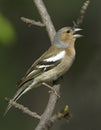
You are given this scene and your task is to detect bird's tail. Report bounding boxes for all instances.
[4,80,37,116]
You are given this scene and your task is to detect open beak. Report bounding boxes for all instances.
[73,28,83,38]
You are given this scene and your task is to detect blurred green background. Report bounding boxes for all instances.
[0,0,101,130]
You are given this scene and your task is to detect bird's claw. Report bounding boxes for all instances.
[42,82,60,98]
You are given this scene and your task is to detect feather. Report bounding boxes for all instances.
[5,46,66,114]
[4,79,37,115]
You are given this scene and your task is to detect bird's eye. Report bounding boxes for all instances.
[66,30,71,33]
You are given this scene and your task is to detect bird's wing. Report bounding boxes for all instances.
[4,47,65,115]
[17,46,65,88]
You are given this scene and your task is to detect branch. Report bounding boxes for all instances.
[51,105,71,122]
[34,0,56,43]
[5,98,71,129]
[35,84,60,130]
[21,17,45,27]
[75,0,90,27]
[44,105,71,130]
[5,97,41,119]
[32,0,60,130]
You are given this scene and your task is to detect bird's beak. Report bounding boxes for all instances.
[73,28,83,38]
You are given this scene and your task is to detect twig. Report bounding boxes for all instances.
[21,17,45,27]
[5,98,71,129]
[44,105,71,130]
[35,84,60,130]
[75,0,90,26]
[5,97,41,119]
[34,0,56,43]
[51,105,71,122]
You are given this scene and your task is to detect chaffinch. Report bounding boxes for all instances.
[5,26,82,114]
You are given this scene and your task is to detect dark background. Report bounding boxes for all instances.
[0,0,101,130]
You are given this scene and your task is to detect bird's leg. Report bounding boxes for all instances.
[42,82,60,97]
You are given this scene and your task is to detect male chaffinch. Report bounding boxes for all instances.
[5,26,82,114]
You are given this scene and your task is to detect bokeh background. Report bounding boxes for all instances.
[0,0,101,130]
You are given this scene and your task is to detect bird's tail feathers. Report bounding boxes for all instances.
[4,81,36,116]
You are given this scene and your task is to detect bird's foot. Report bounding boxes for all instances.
[42,82,60,98]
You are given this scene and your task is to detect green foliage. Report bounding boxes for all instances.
[0,13,16,45]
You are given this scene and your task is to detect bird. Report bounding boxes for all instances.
[5,26,82,114]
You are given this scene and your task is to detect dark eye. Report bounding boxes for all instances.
[66,30,71,33]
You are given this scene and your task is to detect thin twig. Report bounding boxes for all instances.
[75,0,90,26]
[34,0,56,43]
[21,17,45,27]
[5,97,41,119]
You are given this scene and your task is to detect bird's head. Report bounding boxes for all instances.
[53,26,82,48]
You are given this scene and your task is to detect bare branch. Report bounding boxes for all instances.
[35,84,60,130]
[5,98,71,130]
[21,17,45,27]
[5,97,41,119]
[34,0,56,43]
[75,0,90,26]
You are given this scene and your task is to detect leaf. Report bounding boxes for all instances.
[0,13,16,45]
